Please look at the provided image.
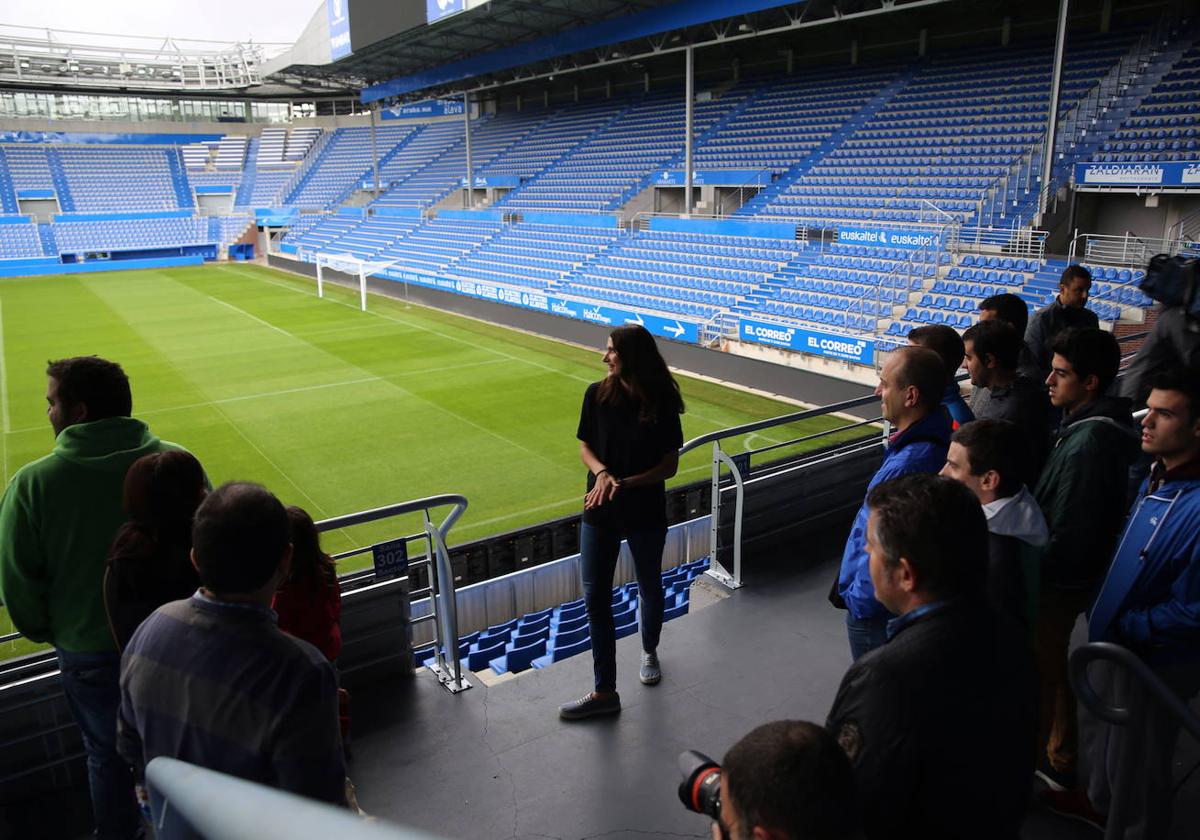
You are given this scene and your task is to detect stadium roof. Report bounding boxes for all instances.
[286,0,945,103]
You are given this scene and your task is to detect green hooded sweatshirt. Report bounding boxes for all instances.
[0,417,185,653]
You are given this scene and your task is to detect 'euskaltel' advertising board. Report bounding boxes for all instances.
[836,226,939,250]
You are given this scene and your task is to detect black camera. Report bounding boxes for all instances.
[678,749,722,820]
[1141,254,1199,319]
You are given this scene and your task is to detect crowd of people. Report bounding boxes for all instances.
[0,262,1196,840]
[0,357,350,837]
[763,264,1199,840]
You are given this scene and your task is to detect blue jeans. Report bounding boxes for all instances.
[846,612,890,661]
[580,523,667,693]
[58,649,140,839]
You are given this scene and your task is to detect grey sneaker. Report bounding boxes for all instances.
[640,651,661,685]
[559,692,621,720]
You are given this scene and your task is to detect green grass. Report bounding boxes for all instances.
[0,263,865,659]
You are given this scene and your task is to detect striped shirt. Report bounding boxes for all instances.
[117,592,345,804]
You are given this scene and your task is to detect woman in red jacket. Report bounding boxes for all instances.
[273,506,342,662]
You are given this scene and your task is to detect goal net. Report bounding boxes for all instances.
[307,251,398,312]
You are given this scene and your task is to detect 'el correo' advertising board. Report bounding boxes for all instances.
[739,317,875,365]
[1074,160,1200,187]
[327,0,352,60]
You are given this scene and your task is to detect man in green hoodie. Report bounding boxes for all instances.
[1031,328,1139,794]
[0,356,190,839]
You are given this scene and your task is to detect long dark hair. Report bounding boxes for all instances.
[121,450,207,547]
[597,324,685,422]
[285,505,338,587]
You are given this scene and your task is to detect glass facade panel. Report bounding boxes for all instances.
[0,92,328,123]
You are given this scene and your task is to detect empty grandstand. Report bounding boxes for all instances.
[1,0,1199,837]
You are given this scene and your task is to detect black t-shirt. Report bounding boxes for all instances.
[576,381,684,532]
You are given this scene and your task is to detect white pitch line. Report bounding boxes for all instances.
[0,299,8,486]
[149,348,353,544]
[232,267,594,386]
[208,272,576,476]
[0,299,9,435]
[2,358,511,436]
[206,295,296,340]
[451,460,717,536]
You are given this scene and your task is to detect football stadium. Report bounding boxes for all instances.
[0,0,1198,837]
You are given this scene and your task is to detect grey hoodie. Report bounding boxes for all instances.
[984,486,1049,547]
[981,486,1048,631]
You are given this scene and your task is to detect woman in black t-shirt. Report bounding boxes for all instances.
[559,325,684,720]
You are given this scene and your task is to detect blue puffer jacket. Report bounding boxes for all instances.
[838,412,952,620]
[1088,464,1200,667]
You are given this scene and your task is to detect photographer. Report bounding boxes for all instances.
[1120,256,1200,410]
[681,721,857,840]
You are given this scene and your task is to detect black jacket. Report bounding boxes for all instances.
[1120,305,1200,409]
[826,600,1036,840]
[1033,395,1140,590]
[1024,298,1100,379]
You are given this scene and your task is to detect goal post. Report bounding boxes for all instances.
[309,251,397,312]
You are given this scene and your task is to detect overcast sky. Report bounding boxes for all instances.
[2,0,315,46]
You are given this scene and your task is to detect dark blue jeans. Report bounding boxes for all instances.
[580,523,667,693]
[845,612,890,661]
[58,649,140,840]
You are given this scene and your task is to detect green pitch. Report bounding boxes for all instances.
[0,262,864,659]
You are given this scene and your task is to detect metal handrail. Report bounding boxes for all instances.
[1069,642,1200,840]
[680,393,879,455]
[1070,642,1200,737]
[679,389,881,591]
[1068,231,1190,268]
[144,757,446,840]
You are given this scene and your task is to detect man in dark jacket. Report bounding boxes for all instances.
[1044,367,1200,836]
[979,292,1040,381]
[963,320,1049,474]
[826,474,1035,840]
[1025,265,1099,380]
[941,419,1047,634]
[836,346,951,660]
[1032,327,1139,790]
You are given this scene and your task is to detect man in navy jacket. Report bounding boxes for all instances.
[827,474,1035,839]
[835,346,950,659]
[1053,367,1200,837]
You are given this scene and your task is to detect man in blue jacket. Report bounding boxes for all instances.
[1050,367,1200,836]
[836,345,950,659]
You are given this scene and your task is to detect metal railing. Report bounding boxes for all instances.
[1167,206,1200,246]
[1068,231,1189,268]
[315,494,470,693]
[1069,642,1200,840]
[954,225,1048,260]
[144,757,446,840]
[679,393,883,589]
[0,494,471,694]
[274,130,335,208]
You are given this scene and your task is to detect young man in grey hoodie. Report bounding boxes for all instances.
[941,419,1048,634]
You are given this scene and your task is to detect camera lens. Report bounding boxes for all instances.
[677,750,722,820]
